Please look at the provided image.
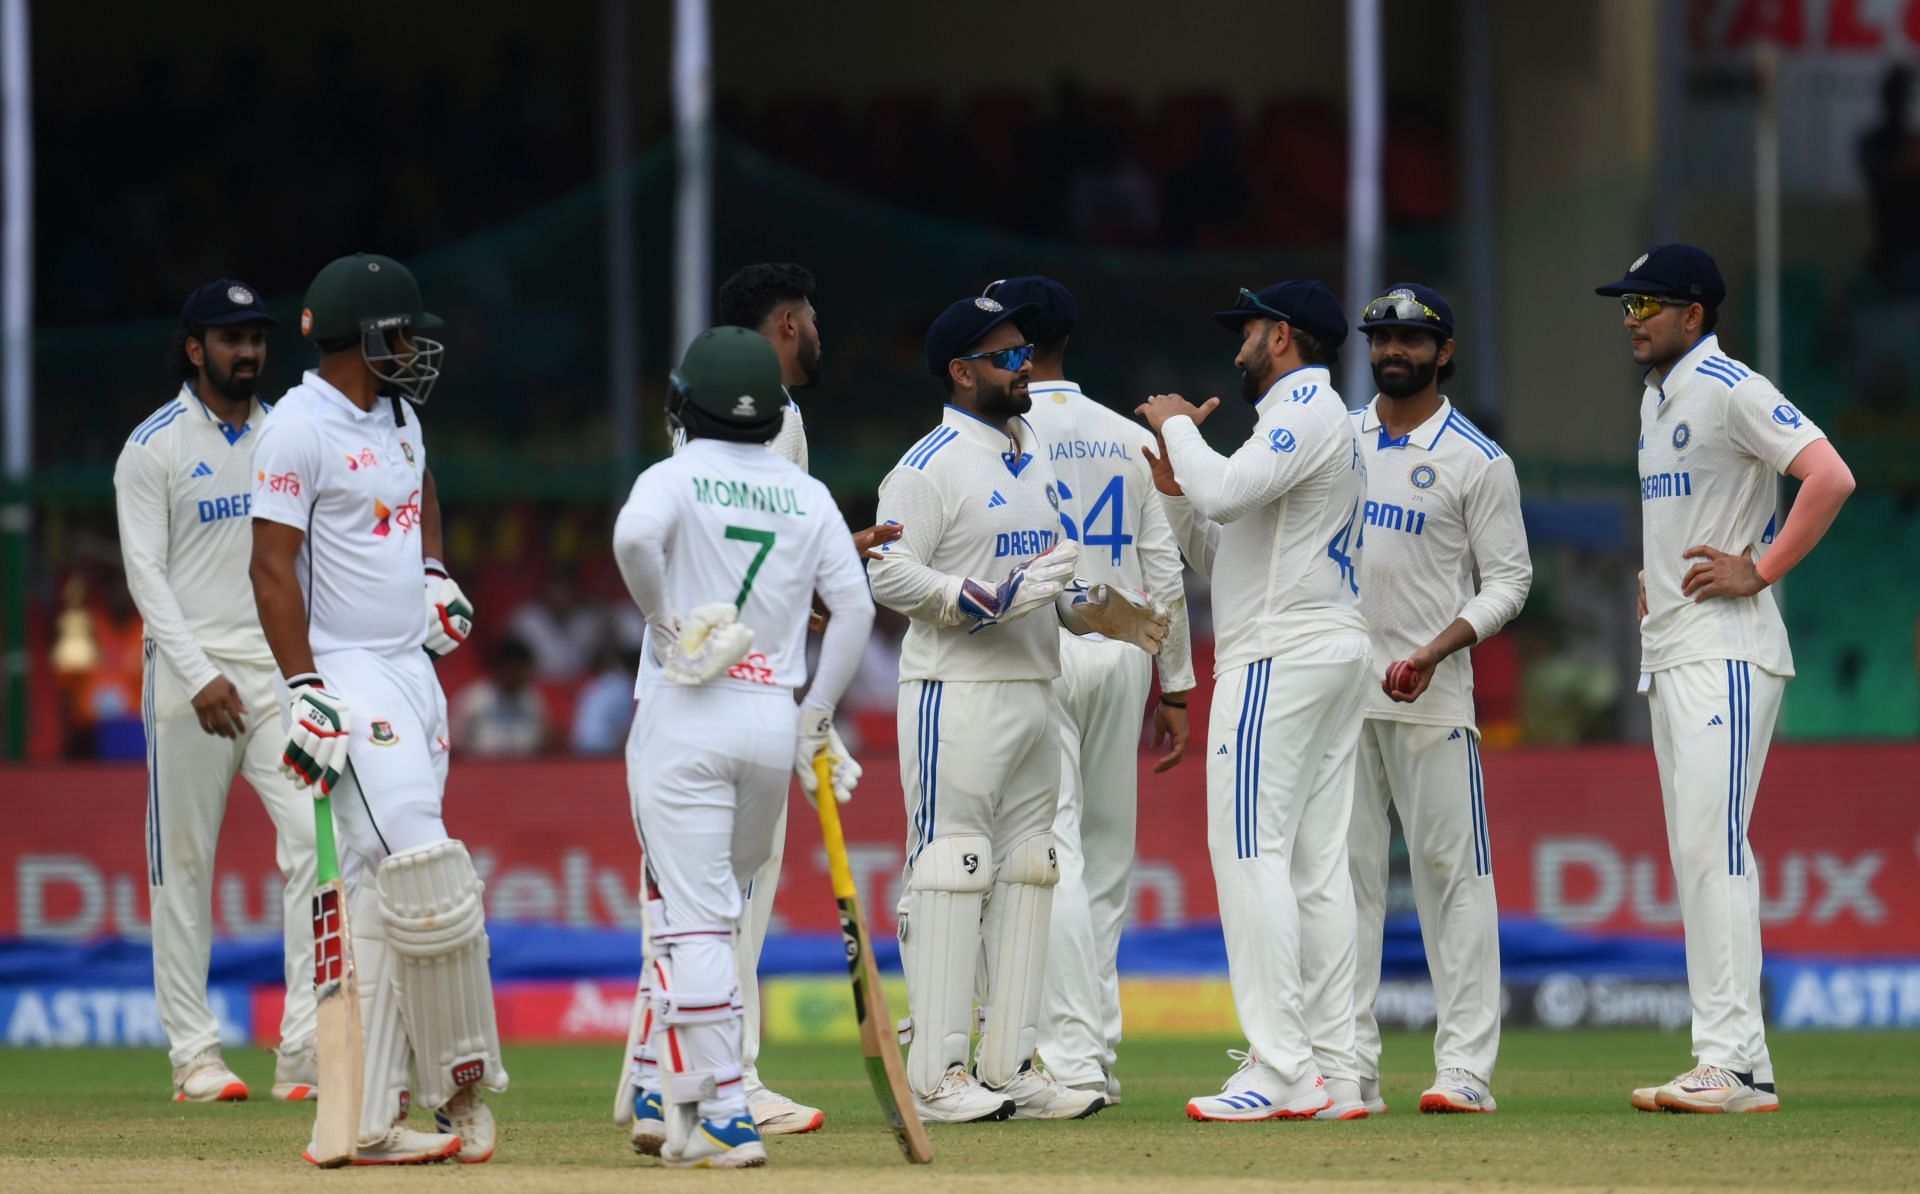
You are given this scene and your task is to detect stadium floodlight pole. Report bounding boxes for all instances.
[1343,0,1383,410]
[1460,0,1499,427]
[1755,41,1786,659]
[602,0,640,476]
[0,0,32,759]
[671,0,712,363]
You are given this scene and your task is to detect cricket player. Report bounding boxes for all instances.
[250,253,503,1165]
[1138,281,1372,1122]
[613,326,874,1169]
[115,279,318,1104]
[871,296,1168,1124]
[1347,285,1531,1115]
[617,263,898,1150]
[982,276,1195,1106]
[1594,245,1854,1113]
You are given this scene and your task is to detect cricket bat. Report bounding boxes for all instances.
[309,793,364,1167]
[813,755,933,1165]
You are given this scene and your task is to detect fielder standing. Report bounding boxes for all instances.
[115,279,318,1103]
[1138,281,1372,1122]
[871,296,1167,1122]
[983,276,1195,1106]
[250,253,503,1164]
[613,327,874,1168]
[1347,284,1531,1114]
[1593,245,1853,1113]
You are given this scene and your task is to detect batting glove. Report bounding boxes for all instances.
[795,707,860,807]
[422,561,474,658]
[281,674,351,796]
[656,602,755,686]
[1060,583,1172,655]
[958,539,1080,629]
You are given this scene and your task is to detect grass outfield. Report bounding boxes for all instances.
[2,1030,1916,1191]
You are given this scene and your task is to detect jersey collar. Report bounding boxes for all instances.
[178,380,259,446]
[303,369,385,423]
[1254,365,1333,417]
[1361,394,1452,450]
[1651,333,1721,406]
[942,403,1040,476]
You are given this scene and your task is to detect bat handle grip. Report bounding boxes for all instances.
[813,752,858,900]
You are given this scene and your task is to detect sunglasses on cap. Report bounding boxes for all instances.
[1619,293,1689,321]
[956,342,1034,372]
[1234,287,1292,322]
[1362,293,1447,328]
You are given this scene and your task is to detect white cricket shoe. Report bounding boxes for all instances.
[171,1047,247,1103]
[1314,1077,1372,1120]
[1420,1068,1497,1113]
[662,1113,767,1169]
[1359,1076,1388,1115]
[1647,1063,1779,1114]
[1185,1049,1331,1122]
[271,1041,317,1102]
[745,1074,825,1135]
[630,1088,666,1156]
[435,1084,497,1162]
[1105,1069,1123,1106]
[914,1065,1015,1123]
[304,1124,461,1166]
[988,1062,1106,1120]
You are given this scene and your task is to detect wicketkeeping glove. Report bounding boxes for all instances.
[795,706,860,808]
[958,539,1080,629]
[423,561,474,658]
[655,602,755,686]
[281,674,351,796]
[1061,583,1172,655]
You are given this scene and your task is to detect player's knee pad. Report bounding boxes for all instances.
[908,833,994,895]
[377,839,508,1111]
[997,831,1060,888]
[977,832,1059,1087]
[900,834,991,1096]
[647,906,742,1027]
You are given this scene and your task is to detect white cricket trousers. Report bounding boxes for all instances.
[313,648,453,883]
[1647,659,1784,1080]
[1208,634,1369,1086]
[1040,631,1152,1089]
[1350,719,1500,1083]
[143,645,317,1067]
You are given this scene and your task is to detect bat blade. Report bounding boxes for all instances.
[309,797,364,1167]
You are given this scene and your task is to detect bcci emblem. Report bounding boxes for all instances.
[1772,404,1803,429]
[1410,464,1437,489]
[1672,422,1691,450]
[401,441,416,467]
[1631,251,1650,271]
[370,720,399,747]
[226,285,255,306]
[1045,483,1061,512]
[974,296,1003,313]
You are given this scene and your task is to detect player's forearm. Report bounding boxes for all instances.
[1158,495,1218,576]
[420,467,445,563]
[1416,617,1480,667]
[119,551,219,690]
[805,592,874,713]
[249,551,317,679]
[1755,440,1855,586]
[866,558,967,627]
[1458,559,1531,642]
[1161,418,1280,524]
[1155,592,1197,692]
[610,509,670,620]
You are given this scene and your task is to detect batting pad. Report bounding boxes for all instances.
[378,840,509,1112]
[978,831,1059,1087]
[902,833,992,1097]
[351,880,413,1145]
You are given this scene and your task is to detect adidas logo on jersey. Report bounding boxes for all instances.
[1708,714,1724,726]
[191,461,213,478]
[1448,729,1462,740]
[1216,744,1228,756]
[987,490,1008,509]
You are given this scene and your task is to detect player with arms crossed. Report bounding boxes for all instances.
[1347,285,1531,1114]
[613,327,874,1168]
[1594,245,1853,1113]
[115,279,319,1104]
[250,253,502,1165]
[983,276,1195,1106]
[872,297,1167,1124]
[1138,281,1372,1122]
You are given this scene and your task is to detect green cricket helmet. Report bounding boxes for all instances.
[301,252,444,405]
[666,326,786,445]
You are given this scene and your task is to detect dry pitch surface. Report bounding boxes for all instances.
[3,1030,1916,1192]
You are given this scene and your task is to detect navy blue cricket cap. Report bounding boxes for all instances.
[180,278,278,329]
[1593,243,1726,308]
[1213,280,1348,347]
[1359,282,1455,339]
[981,275,1079,342]
[924,295,1041,377]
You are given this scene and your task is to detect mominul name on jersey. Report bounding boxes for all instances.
[690,476,810,515]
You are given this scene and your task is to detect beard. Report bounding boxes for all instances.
[975,374,1032,418]
[795,330,822,388]
[205,355,261,402]
[1238,341,1271,404]
[1372,354,1436,400]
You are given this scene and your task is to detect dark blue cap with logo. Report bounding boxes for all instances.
[1593,243,1726,308]
[981,275,1079,342]
[181,278,278,329]
[924,295,1041,377]
[1213,280,1348,347]
[1359,282,1454,339]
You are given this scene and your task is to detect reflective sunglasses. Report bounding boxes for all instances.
[1235,287,1292,322]
[956,342,1034,371]
[1619,293,1687,321]
[1363,293,1447,327]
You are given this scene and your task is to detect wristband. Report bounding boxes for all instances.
[1159,695,1188,709]
[288,672,323,689]
[424,557,448,579]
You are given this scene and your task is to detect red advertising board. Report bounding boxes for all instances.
[4,744,1915,955]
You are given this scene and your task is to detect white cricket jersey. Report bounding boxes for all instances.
[1352,396,1532,728]
[1637,334,1823,677]
[1160,366,1369,676]
[1024,380,1196,693]
[613,438,867,698]
[673,391,808,471]
[113,384,277,693]
[869,404,1068,683]
[250,371,432,658]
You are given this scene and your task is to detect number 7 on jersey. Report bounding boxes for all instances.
[724,525,776,608]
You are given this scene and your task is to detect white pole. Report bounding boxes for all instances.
[1,0,32,758]
[602,0,639,473]
[1344,0,1383,408]
[1755,43,1781,382]
[672,0,711,363]
[1460,0,1498,423]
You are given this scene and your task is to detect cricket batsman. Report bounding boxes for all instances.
[613,326,874,1168]
[249,252,504,1164]
[1594,245,1854,1113]
[115,278,318,1103]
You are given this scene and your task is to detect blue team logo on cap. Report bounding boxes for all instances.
[1410,464,1436,489]
[1268,428,1297,454]
[1772,403,1802,429]
[1672,421,1691,450]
